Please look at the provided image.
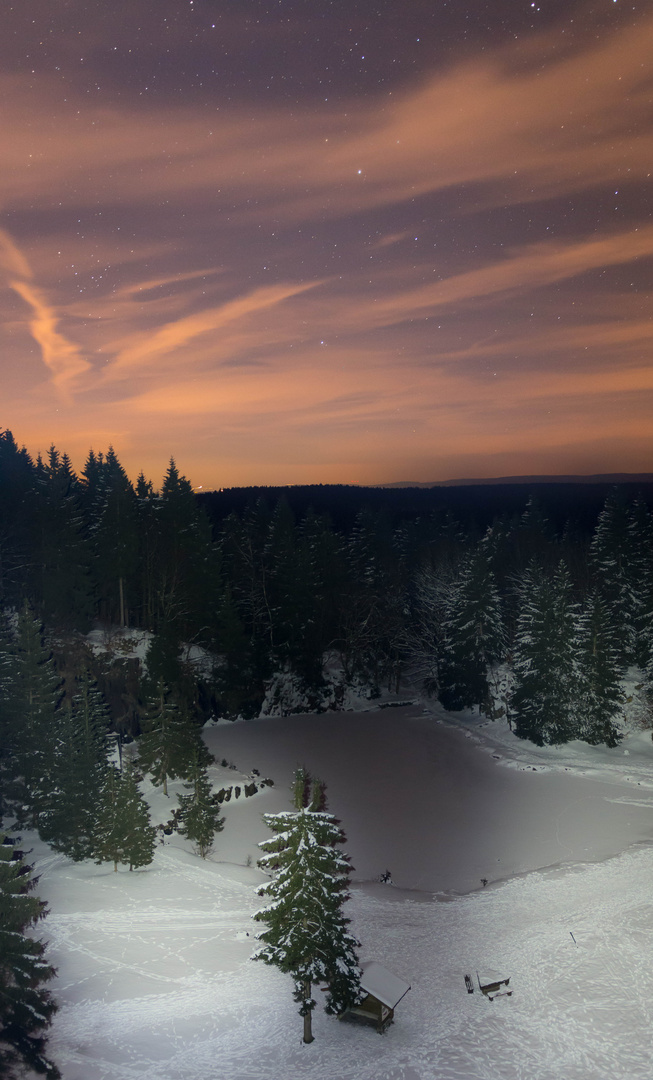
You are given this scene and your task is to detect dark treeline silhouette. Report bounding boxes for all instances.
[1,426,653,745]
[198,480,653,537]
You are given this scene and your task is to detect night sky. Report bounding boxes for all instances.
[2,1,652,489]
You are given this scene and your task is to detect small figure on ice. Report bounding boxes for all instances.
[380,869,393,884]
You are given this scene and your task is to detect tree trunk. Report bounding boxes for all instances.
[119,575,126,628]
[302,981,314,1044]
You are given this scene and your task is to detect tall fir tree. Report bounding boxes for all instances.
[137,683,210,796]
[590,490,640,665]
[27,448,92,629]
[437,544,505,714]
[341,508,401,690]
[38,675,111,861]
[627,496,653,668]
[85,447,140,628]
[92,762,157,872]
[253,769,362,1044]
[134,470,158,627]
[0,616,17,815]
[575,590,623,747]
[175,758,224,858]
[511,561,580,746]
[0,429,37,608]
[2,606,62,825]
[0,832,60,1079]
[151,459,215,638]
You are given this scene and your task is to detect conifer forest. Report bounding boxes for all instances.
[2,424,653,1074]
[2,425,653,761]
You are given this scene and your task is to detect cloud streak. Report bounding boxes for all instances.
[0,229,90,395]
[106,281,322,378]
[1,13,652,222]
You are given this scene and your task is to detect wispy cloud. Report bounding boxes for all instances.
[0,229,32,278]
[9,280,91,392]
[0,229,90,394]
[1,13,652,221]
[105,280,321,378]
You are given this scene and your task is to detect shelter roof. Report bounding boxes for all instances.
[360,961,411,1009]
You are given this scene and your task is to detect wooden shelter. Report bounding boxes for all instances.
[340,961,411,1033]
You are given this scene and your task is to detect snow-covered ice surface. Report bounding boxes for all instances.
[28,705,653,1079]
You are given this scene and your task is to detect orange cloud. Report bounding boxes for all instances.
[0,229,90,395]
[105,280,322,378]
[367,227,653,325]
[9,280,91,392]
[0,229,32,279]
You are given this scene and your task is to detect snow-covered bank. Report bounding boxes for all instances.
[33,841,653,1080]
[29,706,653,1079]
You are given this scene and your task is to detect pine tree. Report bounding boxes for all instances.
[137,683,210,796]
[0,429,37,608]
[85,447,140,628]
[511,561,581,745]
[438,545,505,714]
[253,769,362,1044]
[92,763,157,872]
[0,617,17,816]
[575,590,623,746]
[2,606,62,825]
[26,448,93,629]
[39,675,111,861]
[0,832,60,1079]
[628,496,653,668]
[175,758,223,858]
[590,490,640,665]
[135,470,158,626]
[341,508,400,690]
[151,459,215,637]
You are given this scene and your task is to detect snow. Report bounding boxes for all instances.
[86,625,153,666]
[24,704,653,1079]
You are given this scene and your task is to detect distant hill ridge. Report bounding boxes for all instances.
[378,473,653,488]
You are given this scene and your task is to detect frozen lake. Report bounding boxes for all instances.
[208,706,653,894]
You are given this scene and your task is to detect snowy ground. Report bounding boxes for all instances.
[26,705,653,1079]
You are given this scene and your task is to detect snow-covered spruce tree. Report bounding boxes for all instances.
[575,590,623,746]
[137,683,210,796]
[175,757,224,858]
[92,762,157,872]
[252,769,362,1044]
[401,561,457,695]
[437,545,505,714]
[39,675,111,861]
[590,490,640,666]
[1,605,62,826]
[0,619,17,817]
[0,832,60,1079]
[628,496,653,669]
[511,560,581,746]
